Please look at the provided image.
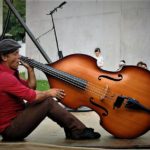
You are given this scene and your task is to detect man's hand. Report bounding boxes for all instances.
[20,60,34,72]
[50,88,66,100]
[35,88,66,102]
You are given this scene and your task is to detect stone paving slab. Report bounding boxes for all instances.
[27,111,150,149]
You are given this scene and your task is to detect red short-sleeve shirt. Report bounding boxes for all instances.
[0,64,36,133]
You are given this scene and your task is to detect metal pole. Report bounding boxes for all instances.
[4,0,52,63]
[50,14,63,59]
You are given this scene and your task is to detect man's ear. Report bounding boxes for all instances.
[1,55,8,62]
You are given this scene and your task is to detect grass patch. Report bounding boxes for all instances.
[19,72,50,91]
[20,72,26,79]
[36,80,50,91]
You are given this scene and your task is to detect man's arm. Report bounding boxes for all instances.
[35,88,65,101]
[20,61,36,89]
[26,67,36,89]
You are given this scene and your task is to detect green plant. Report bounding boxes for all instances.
[3,0,25,41]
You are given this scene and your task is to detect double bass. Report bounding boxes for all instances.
[21,54,150,139]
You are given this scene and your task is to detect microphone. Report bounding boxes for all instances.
[47,1,67,15]
[58,1,67,8]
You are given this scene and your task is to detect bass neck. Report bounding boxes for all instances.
[20,56,87,90]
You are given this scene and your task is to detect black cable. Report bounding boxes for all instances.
[36,27,53,41]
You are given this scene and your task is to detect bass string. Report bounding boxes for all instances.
[21,56,114,100]
[22,58,86,89]
[86,82,115,100]
[64,67,117,100]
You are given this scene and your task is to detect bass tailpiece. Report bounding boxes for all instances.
[113,96,150,113]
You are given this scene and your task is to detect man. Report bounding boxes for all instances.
[0,39,100,141]
[94,48,104,68]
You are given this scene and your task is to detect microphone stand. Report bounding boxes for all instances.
[47,2,67,59]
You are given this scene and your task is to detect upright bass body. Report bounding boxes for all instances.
[47,54,150,139]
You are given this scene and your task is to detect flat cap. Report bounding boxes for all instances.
[0,39,21,53]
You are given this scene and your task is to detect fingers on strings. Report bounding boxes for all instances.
[56,89,65,100]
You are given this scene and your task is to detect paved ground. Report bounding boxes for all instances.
[0,111,149,150]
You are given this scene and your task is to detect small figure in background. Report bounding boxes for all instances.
[137,61,148,70]
[119,60,126,69]
[94,48,104,68]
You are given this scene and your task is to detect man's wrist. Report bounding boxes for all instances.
[27,68,34,72]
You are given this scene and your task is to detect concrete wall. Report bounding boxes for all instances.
[26,0,150,79]
[0,0,2,36]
